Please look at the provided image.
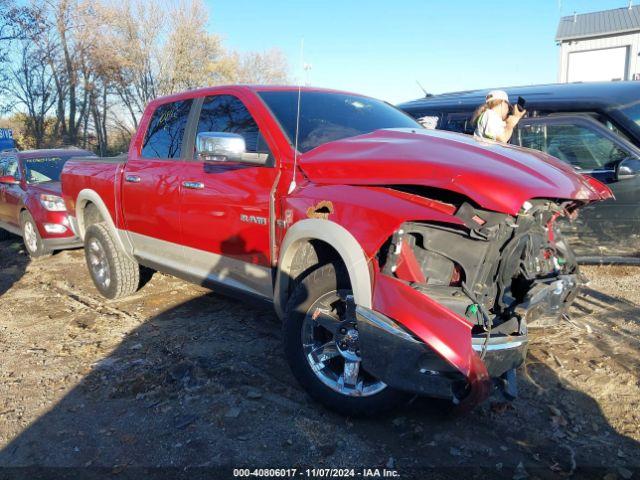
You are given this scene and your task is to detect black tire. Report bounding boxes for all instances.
[84,223,140,299]
[20,211,52,258]
[283,262,410,417]
[0,228,11,241]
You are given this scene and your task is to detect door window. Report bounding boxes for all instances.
[517,122,631,171]
[5,158,20,180]
[195,95,268,155]
[445,113,474,135]
[141,100,193,159]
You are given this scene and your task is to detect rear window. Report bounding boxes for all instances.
[142,100,193,159]
[23,156,72,183]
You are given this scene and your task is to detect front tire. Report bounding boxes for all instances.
[283,262,409,416]
[84,223,140,299]
[21,211,52,258]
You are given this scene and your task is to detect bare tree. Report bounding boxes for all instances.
[96,0,162,130]
[0,1,37,113]
[3,0,290,152]
[158,0,233,94]
[232,48,289,84]
[8,42,58,148]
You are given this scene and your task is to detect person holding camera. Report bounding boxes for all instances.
[472,90,526,143]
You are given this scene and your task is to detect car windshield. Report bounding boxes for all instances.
[24,156,74,184]
[258,91,421,152]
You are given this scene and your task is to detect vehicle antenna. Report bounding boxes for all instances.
[416,80,429,97]
[288,38,304,194]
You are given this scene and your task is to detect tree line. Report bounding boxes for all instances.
[0,0,289,154]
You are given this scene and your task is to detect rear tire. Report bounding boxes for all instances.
[20,211,52,259]
[283,262,410,416]
[84,223,140,299]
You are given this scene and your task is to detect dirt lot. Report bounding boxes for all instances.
[0,235,638,479]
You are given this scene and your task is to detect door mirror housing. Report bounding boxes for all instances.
[0,175,19,185]
[616,157,640,181]
[196,132,269,166]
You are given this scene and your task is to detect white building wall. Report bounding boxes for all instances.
[558,31,640,82]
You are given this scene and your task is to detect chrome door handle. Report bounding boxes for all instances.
[125,175,141,183]
[182,181,204,190]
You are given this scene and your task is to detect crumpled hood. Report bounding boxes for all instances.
[299,129,611,215]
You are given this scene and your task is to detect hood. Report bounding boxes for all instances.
[299,129,611,215]
[28,181,62,197]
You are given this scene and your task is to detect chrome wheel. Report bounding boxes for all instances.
[23,220,38,253]
[302,290,386,397]
[87,238,111,289]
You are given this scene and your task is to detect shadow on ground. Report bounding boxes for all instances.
[0,235,28,297]
[0,274,638,479]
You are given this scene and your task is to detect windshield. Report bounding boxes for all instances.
[258,91,421,152]
[24,156,74,184]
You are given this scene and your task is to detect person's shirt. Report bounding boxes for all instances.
[474,108,505,141]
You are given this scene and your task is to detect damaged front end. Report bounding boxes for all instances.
[356,199,583,409]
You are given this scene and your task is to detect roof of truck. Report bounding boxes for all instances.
[150,85,369,105]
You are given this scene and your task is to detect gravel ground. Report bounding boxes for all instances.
[0,235,638,479]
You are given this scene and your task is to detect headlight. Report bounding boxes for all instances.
[40,194,66,212]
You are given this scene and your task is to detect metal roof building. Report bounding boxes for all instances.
[556,4,640,83]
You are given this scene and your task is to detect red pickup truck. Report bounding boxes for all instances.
[61,86,611,415]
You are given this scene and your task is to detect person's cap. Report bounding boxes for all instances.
[485,90,509,104]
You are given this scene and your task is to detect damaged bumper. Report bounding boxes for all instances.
[358,271,579,409]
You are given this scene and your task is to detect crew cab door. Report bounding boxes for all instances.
[178,93,277,299]
[0,156,8,223]
[514,116,640,257]
[121,99,193,265]
[1,156,24,228]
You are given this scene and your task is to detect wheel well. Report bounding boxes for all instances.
[286,239,348,297]
[82,202,104,232]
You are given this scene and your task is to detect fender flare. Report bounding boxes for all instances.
[274,218,372,319]
[75,189,134,258]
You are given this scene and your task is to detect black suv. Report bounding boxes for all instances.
[399,81,640,262]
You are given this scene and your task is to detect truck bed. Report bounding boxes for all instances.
[61,155,127,226]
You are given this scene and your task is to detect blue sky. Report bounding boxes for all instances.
[206,0,631,103]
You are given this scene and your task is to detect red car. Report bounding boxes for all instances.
[0,149,94,257]
[61,86,611,415]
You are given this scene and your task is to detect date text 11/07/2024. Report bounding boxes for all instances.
[232,468,400,478]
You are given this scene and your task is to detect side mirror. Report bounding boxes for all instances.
[196,132,269,166]
[616,157,640,181]
[0,175,18,185]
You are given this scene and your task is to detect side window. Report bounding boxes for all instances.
[517,122,630,170]
[141,100,193,159]
[6,158,20,180]
[415,115,440,130]
[445,113,474,135]
[195,95,267,155]
[409,110,442,130]
[0,158,7,176]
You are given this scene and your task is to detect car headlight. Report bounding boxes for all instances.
[40,194,67,212]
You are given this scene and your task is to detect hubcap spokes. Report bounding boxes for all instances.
[88,238,110,288]
[302,291,386,397]
[24,221,38,252]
